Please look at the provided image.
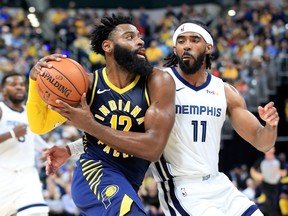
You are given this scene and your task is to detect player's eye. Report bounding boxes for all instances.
[126,34,133,40]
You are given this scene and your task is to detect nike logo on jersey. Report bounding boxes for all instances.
[97,89,111,94]
[176,87,185,91]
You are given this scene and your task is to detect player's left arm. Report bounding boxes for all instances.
[26,78,67,134]
[226,83,279,152]
[48,69,176,162]
[26,54,68,134]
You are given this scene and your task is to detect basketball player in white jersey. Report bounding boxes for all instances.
[149,20,279,216]
[0,73,49,216]
[41,20,279,216]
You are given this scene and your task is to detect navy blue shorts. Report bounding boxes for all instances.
[71,159,146,216]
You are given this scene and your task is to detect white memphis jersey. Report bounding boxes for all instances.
[0,102,40,169]
[151,67,227,182]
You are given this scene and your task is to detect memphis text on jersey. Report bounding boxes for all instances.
[176,104,222,117]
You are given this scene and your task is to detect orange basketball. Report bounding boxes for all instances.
[36,58,89,107]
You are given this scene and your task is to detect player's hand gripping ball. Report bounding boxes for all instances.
[36,58,89,107]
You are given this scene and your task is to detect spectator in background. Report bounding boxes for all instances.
[242,178,258,202]
[61,183,80,216]
[146,39,163,66]
[250,147,287,216]
[220,58,239,84]
[264,38,278,59]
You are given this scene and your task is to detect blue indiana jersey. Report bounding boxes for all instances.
[82,67,151,190]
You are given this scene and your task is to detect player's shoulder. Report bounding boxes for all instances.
[150,67,174,83]
[148,68,175,87]
[224,81,246,108]
[147,67,175,92]
[224,82,242,98]
[224,82,237,92]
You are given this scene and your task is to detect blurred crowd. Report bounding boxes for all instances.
[1,0,288,215]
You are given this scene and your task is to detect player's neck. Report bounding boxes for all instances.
[106,67,136,89]
[176,67,208,87]
[3,100,24,112]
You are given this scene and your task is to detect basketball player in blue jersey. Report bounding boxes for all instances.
[26,15,175,216]
[149,20,279,216]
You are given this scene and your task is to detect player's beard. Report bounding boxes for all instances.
[8,94,25,104]
[177,49,206,75]
[114,44,153,76]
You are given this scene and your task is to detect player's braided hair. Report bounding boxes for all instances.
[90,14,133,56]
[163,20,214,69]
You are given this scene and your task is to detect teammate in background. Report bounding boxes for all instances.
[26,15,175,216]
[0,73,49,216]
[149,20,279,216]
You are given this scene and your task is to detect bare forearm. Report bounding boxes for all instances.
[84,120,166,162]
[254,125,278,152]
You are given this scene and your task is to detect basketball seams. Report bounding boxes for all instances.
[36,58,88,107]
[52,64,82,96]
[38,72,80,103]
[66,58,88,92]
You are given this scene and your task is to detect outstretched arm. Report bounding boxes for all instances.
[44,138,84,175]
[48,69,176,162]
[226,83,279,152]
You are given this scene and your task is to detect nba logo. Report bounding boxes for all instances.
[181,187,187,197]
[181,25,185,32]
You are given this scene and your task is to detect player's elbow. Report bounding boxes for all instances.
[147,144,165,162]
[147,153,161,162]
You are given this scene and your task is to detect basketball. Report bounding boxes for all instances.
[36,58,89,107]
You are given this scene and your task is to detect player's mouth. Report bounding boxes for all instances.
[136,49,146,59]
[15,92,25,97]
[182,54,193,61]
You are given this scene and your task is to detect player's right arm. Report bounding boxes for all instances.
[26,54,67,134]
[48,68,176,162]
[44,138,84,175]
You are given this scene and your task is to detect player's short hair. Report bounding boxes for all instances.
[1,73,23,88]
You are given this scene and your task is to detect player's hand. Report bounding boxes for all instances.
[43,145,71,175]
[48,93,94,132]
[13,124,27,138]
[30,53,67,80]
[258,101,279,127]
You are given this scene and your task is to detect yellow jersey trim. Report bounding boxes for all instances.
[102,67,141,94]
[144,83,150,107]
[119,194,133,216]
[88,70,98,107]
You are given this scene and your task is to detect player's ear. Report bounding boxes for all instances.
[102,40,112,53]
[173,46,177,55]
[206,44,213,54]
